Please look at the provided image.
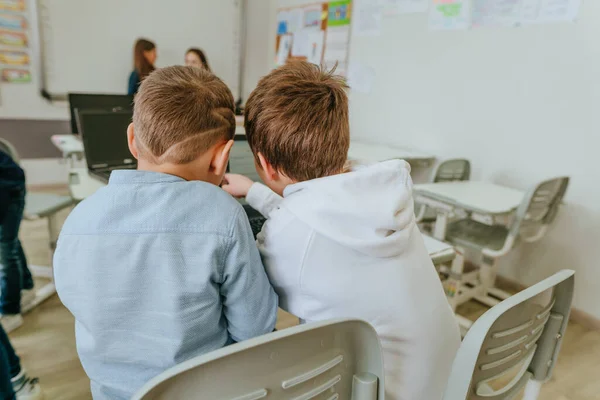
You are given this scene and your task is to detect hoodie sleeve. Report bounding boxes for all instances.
[246,183,283,218]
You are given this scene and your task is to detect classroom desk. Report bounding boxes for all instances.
[68,168,106,201]
[348,142,435,167]
[51,134,85,166]
[414,181,525,240]
[67,167,456,265]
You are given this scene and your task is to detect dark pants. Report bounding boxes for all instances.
[0,324,19,399]
[0,186,33,315]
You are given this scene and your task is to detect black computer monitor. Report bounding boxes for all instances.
[68,93,134,134]
[76,109,135,169]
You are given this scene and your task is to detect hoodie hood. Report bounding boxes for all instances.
[282,160,416,258]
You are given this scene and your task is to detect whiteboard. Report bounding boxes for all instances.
[347,5,590,155]
[37,0,242,96]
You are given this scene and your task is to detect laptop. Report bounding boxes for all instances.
[229,135,267,238]
[76,108,137,183]
[68,93,134,134]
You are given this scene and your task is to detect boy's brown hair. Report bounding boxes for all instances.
[133,66,235,164]
[244,62,349,182]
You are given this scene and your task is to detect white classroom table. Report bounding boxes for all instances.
[348,142,435,167]
[51,134,84,162]
[414,181,526,240]
[68,168,456,265]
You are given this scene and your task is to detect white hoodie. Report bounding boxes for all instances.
[246,160,460,400]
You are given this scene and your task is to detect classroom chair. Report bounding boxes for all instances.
[443,176,570,327]
[0,138,75,311]
[443,269,574,400]
[416,158,471,224]
[132,319,385,400]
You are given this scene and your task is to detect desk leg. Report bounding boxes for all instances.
[433,211,448,241]
[445,248,465,312]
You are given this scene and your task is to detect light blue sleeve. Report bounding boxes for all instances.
[221,208,278,342]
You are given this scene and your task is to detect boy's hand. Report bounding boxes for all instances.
[222,174,254,198]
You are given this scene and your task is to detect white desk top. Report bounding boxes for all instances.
[51,134,84,156]
[68,168,105,201]
[414,181,525,215]
[348,142,435,164]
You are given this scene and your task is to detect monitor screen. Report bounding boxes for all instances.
[69,93,133,134]
[77,110,135,168]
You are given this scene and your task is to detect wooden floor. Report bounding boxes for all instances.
[8,190,599,400]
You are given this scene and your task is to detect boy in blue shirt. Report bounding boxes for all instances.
[54,66,278,400]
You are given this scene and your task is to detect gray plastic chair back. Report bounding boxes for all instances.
[434,159,471,183]
[443,270,574,400]
[132,319,385,400]
[510,177,569,241]
[0,138,20,163]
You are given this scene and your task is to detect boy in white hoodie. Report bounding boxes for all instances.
[223,62,460,400]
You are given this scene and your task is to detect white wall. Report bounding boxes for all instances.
[1,0,241,120]
[250,1,600,319]
[348,5,599,319]
[0,85,69,120]
[0,0,68,120]
[243,0,278,101]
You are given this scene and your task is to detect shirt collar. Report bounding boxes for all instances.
[109,170,187,185]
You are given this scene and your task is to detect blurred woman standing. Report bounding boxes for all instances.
[128,39,157,95]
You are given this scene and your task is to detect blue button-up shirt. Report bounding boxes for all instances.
[54,170,278,400]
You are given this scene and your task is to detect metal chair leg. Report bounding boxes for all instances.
[523,379,542,400]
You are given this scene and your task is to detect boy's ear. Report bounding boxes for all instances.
[257,152,279,181]
[211,139,234,176]
[127,123,139,159]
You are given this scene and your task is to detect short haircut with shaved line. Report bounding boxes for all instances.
[133,66,235,164]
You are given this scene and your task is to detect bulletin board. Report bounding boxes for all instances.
[275,0,352,75]
[0,0,32,85]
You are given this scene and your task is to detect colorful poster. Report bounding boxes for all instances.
[323,26,350,74]
[276,34,292,66]
[328,0,352,26]
[472,0,521,27]
[306,30,325,65]
[1,68,31,83]
[429,0,471,30]
[520,0,582,24]
[304,5,324,28]
[0,29,27,47]
[0,50,29,65]
[0,0,25,12]
[292,29,310,57]
[275,1,351,74]
[0,13,27,30]
[288,8,305,33]
[277,11,289,34]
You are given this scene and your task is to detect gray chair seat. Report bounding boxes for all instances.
[25,193,74,219]
[446,219,509,252]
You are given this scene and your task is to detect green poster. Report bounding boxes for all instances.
[328,0,351,27]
